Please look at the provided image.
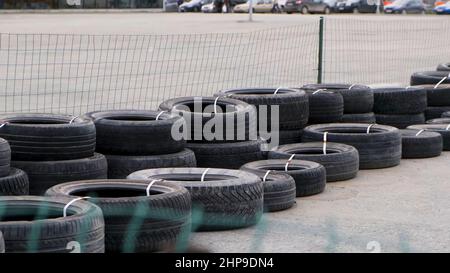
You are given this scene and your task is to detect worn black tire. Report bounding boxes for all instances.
[240,159,326,197]
[0,196,104,253]
[372,87,427,114]
[341,113,376,124]
[426,118,450,124]
[302,83,373,113]
[186,140,265,169]
[215,88,309,130]
[407,124,450,150]
[240,170,296,212]
[159,96,257,142]
[304,90,344,124]
[0,114,96,161]
[437,63,450,71]
[0,138,11,177]
[375,113,425,129]
[106,149,197,179]
[400,129,442,159]
[279,129,303,145]
[411,71,450,86]
[46,179,191,253]
[0,231,4,253]
[416,84,450,106]
[425,106,450,120]
[12,153,108,195]
[269,142,359,182]
[0,168,29,196]
[84,110,186,155]
[128,168,263,231]
[302,123,401,169]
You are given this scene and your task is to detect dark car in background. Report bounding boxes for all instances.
[285,0,334,13]
[384,0,425,13]
[336,0,380,13]
[165,0,183,11]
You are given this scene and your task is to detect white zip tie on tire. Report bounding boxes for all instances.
[405,86,412,90]
[155,111,166,121]
[284,154,296,172]
[201,168,210,182]
[63,197,91,218]
[434,73,450,89]
[262,170,271,182]
[312,89,326,95]
[323,132,328,155]
[69,116,79,124]
[213,96,221,114]
[446,124,450,131]
[366,124,375,134]
[415,129,425,136]
[348,84,357,90]
[0,122,8,128]
[146,179,163,196]
[274,87,284,95]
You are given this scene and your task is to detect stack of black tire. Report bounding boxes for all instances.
[159,97,264,169]
[83,110,196,179]
[0,138,29,196]
[0,114,107,195]
[300,85,344,124]
[214,88,309,145]
[302,83,375,124]
[372,87,427,128]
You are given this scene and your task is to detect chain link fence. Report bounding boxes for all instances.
[0,17,450,115]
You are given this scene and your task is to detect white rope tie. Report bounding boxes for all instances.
[63,197,91,218]
[405,86,412,90]
[446,124,450,131]
[201,168,210,182]
[284,154,296,172]
[213,96,221,114]
[323,132,328,155]
[348,84,357,90]
[262,170,271,182]
[415,129,425,136]
[434,73,450,89]
[69,116,78,124]
[312,89,326,95]
[155,111,166,120]
[367,124,375,134]
[0,122,8,128]
[274,87,284,94]
[146,179,163,196]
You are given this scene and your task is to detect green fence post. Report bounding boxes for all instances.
[318,16,324,84]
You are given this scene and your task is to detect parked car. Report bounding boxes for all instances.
[285,0,334,14]
[434,1,450,14]
[179,0,204,11]
[165,0,182,11]
[233,0,275,13]
[336,0,379,13]
[384,0,425,13]
[202,0,217,11]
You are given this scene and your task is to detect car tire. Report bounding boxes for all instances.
[279,129,303,145]
[400,129,442,158]
[46,179,191,253]
[375,113,425,129]
[0,196,105,253]
[0,138,11,178]
[0,168,29,196]
[341,113,376,123]
[105,149,197,179]
[128,168,264,231]
[301,6,308,14]
[302,123,401,169]
[407,124,450,150]
[215,88,309,130]
[372,87,427,114]
[269,142,359,182]
[426,118,450,124]
[425,106,450,120]
[159,96,257,142]
[83,110,186,155]
[416,84,450,106]
[12,153,108,195]
[302,83,373,113]
[304,90,344,124]
[241,170,296,212]
[437,63,450,71]
[186,140,265,169]
[324,7,330,14]
[410,71,450,86]
[0,114,96,161]
[240,159,326,197]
